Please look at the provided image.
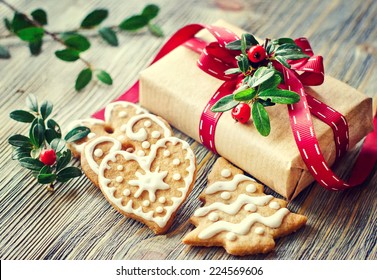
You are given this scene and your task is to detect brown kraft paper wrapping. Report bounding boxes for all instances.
[139,20,373,199]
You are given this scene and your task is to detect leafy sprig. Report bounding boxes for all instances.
[212,33,308,136]
[0,0,163,91]
[8,94,89,191]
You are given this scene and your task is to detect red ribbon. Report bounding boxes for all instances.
[92,24,377,191]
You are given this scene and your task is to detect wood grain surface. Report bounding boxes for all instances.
[0,0,376,260]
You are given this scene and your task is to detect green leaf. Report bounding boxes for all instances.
[252,102,270,136]
[80,9,108,28]
[64,126,90,142]
[241,33,247,55]
[30,147,41,159]
[243,33,259,46]
[280,53,310,60]
[272,38,295,45]
[234,87,257,101]
[55,49,80,62]
[45,119,61,143]
[12,147,32,160]
[19,157,44,171]
[259,73,282,92]
[50,138,66,153]
[275,56,290,68]
[29,39,43,55]
[30,123,45,148]
[258,99,275,107]
[148,23,164,37]
[95,70,112,85]
[224,68,241,75]
[8,134,32,148]
[236,55,249,74]
[98,27,118,46]
[266,43,275,55]
[274,43,303,57]
[75,68,92,91]
[4,18,12,31]
[56,149,72,171]
[225,39,241,50]
[63,34,90,52]
[0,45,11,59]
[142,4,160,20]
[31,9,48,25]
[9,110,35,123]
[40,100,53,119]
[57,167,82,182]
[38,173,56,184]
[39,165,52,174]
[17,27,44,42]
[119,15,149,31]
[26,94,38,112]
[211,94,239,112]
[259,89,300,104]
[12,13,33,32]
[248,67,275,88]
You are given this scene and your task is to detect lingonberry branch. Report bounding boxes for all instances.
[0,0,92,68]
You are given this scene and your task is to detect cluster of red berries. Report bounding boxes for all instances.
[39,149,57,166]
[231,45,267,123]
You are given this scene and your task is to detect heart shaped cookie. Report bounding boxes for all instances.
[98,137,197,234]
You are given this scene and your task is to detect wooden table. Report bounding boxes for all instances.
[0,0,376,260]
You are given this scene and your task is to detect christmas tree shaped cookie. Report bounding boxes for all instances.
[183,157,307,256]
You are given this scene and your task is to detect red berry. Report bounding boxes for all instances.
[247,45,266,63]
[40,149,57,166]
[231,103,251,124]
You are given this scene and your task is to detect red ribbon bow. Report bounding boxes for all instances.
[93,23,377,192]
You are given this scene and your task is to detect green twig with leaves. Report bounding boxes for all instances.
[0,0,163,91]
[212,34,309,136]
[8,94,90,191]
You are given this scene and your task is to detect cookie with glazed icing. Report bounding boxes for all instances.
[98,137,197,234]
[183,157,307,256]
[67,101,173,186]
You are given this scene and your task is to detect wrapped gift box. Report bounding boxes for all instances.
[139,20,373,199]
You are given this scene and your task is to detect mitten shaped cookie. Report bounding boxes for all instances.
[98,137,197,234]
[183,157,307,256]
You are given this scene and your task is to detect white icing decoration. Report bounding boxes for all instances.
[142,141,150,149]
[205,174,256,194]
[123,189,130,196]
[255,227,265,235]
[198,208,290,239]
[117,135,126,141]
[88,132,96,139]
[158,197,166,204]
[143,200,150,207]
[66,118,105,153]
[118,111,128,118]
[117,165,123,171]
[221,169,231,178]
[220,192,231,200]
[104,101,147,123]
[125,114,171,142]
[84,136,122,175]
[194,194,273,217]
[208,212,219,222]
[144,120,152,127]
[269,201,280,210]
[173,173,181,181]
[244,203,257,212]
[94,149,103,157]
[98,137,196,228]
[116,176,123,183]
[163,150,170,157]
[246,184,257,193]
[226,232,237,241]
[151,131,161,139]
[137,150,145,156]
[172,158,180,166]
[156,206,164,213]
[120,124,127,132]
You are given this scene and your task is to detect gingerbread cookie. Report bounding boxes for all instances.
[67,101,173,186]
[98,137,197,234]
[183,157,307,256]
